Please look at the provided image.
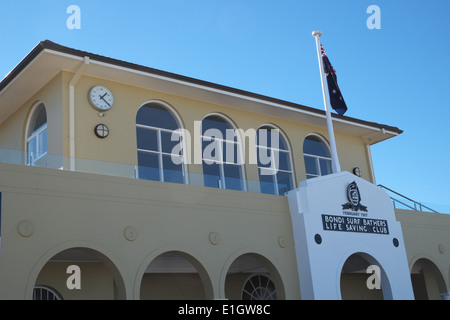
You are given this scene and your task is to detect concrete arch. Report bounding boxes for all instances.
[409,254,448,298]
[134,246,214,300]
[338,250,393,300]
[26,240,129,300]
[220,248,286,300]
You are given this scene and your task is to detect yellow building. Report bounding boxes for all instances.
[0,40,448,300]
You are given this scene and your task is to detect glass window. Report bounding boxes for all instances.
[242,274,277,300]
[256,126,294,195]
[26,103,47,166]
[201,115,245,191]
[303,135,332,179]
[136,103,185,184]
[33,286,63,300]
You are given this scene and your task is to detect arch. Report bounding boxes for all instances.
[135,247,214,300]
[136,100,187,184]
[26,241,128,300]
[25,101,47,166]
[303,133,332,179]
[339,251,393,300]
[410,256,448,300]
[201,113,246,191]
[256,124,295,195]
[221,250,285,300]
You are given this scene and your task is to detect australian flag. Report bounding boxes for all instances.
[321,43,348,116]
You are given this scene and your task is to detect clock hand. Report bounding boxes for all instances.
[99,94,111,107]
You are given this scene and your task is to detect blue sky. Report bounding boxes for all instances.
[1,0,449,212]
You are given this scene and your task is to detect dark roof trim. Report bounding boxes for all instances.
[0,40,402,135]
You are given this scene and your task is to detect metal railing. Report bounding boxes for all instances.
[378,185,438,213]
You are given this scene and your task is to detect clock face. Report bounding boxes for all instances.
[88,86,114,111]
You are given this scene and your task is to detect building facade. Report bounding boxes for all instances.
[0,41,448,300]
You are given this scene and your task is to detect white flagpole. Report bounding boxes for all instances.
[312,30,341,173]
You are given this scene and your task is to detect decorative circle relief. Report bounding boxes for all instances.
[17,220,34,238]
[209,232,220,245]
[124,227,137,241]
[278,236,287,248]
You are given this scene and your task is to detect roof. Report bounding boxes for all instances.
[0,40,402,142]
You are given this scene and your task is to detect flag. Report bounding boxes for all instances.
[321,42,348,116]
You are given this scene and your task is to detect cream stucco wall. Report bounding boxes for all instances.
[0,71,375,185]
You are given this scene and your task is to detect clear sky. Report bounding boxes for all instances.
[1,0,449,212]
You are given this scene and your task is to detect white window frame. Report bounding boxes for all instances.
[201,113,247,191]
[33,285,63,300]
[256,125,295,195]
[303,134,332,179]
[26,123,47,166]
[241,273,277,300]
[136,101,188,184]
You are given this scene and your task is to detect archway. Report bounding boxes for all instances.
[224,253,285,300]
[139,251,212,300]
[410,258,448,300]
[33,247,126,300]
[340,252,392,300]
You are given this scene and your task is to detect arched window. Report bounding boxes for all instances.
[303,135,332,179]
[201,115,245,191]
[257,125,294,195]
[26,103,47,166]
[136,102,185,184]
[33,286,62,300]
[242,274,277,300]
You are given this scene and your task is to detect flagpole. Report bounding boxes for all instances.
[312,30,341,173]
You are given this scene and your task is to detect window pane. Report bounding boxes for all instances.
[32,105,47,132]
[257,146,271,168]
[38,128,47,157]
[224,164,243,191]
[304,156,318,175]
[162,155,184,184]
[137,104,179,130]
[277,151,290,171]
[28,136,37,158]
[202,116,233,137]
[137,152,160,181]
[277,171,293,195]
[202,137,221,163]
[136,127,158,151]
[259,169,276,195]
[303,136,330,157]
[203,162,221,188]
[319,158,332,176]
[223,141,238,164]
[161,130,182,154]
[258,127,287,150]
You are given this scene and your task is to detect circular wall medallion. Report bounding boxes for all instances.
[209,232,220,245]
[278,236,287,248]
[17,220,34,238]
[124,227,137,241]
[94,124,110,139]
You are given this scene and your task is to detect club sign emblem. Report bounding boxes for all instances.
[342,181,368,212]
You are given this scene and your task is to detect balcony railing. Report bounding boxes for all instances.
[0,147,285,195]
[378,185,439,213]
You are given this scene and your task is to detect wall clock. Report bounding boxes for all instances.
[88,85,114,112]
